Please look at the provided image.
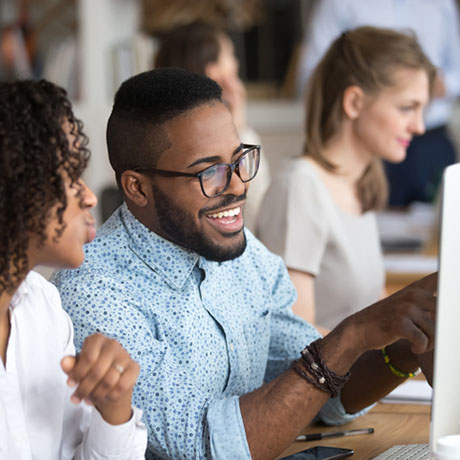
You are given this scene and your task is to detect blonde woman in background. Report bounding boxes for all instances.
[154,21,270,232]
[257,27,435,333]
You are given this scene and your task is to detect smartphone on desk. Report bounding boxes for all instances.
[280,446,354,460]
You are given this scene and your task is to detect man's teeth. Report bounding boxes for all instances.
[209,207,241,219]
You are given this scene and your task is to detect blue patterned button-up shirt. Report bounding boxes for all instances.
[52,204,363,459]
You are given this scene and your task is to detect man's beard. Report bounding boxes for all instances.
[153,186,247,262]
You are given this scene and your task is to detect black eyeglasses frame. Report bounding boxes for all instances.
[132,143,260,198]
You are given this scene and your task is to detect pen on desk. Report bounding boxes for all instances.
[296,427,374,442]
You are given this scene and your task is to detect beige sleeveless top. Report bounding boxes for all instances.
[256,157,385,329]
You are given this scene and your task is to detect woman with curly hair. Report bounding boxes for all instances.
[0,79,147,458]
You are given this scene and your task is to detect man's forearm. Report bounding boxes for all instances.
[341,340,420,413]
[240,269,437,460]
[240,322,361,460]
[240,369,329,460]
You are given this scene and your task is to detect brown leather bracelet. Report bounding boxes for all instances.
[294,339,351,398]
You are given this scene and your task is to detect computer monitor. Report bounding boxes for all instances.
[374,164,460,460]
[430,162,460,452]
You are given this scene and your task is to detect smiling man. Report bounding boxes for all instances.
[53,69,437,460]
[106,70,250,263]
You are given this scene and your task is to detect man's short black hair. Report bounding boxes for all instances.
[107,67,222,188]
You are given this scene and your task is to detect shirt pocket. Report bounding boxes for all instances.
[241,308,271,386]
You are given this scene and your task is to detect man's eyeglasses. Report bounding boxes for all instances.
[133,144,260,198]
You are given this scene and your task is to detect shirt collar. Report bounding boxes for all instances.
[120,203,200,290]
[9,274,31,310]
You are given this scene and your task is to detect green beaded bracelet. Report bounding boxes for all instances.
[381,347,420,378]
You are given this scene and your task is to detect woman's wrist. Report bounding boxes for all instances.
[96,392,133,425]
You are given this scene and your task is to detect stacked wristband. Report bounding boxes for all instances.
[291,338,351,398]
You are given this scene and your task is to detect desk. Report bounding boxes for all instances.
[384,253,438,295]
[386,271,430,295]
[278,403,430,459]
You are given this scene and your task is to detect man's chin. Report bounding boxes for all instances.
[219,228,245,239]
[196,232,247,262]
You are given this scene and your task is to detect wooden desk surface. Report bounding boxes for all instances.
[386,271,428,295]
[278,403,430,459]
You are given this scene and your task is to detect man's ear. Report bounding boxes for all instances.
[342,85,366,120]
[120,170,150,207]
[205,62,221,82]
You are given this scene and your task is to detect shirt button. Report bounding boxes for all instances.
[229,343,234,352]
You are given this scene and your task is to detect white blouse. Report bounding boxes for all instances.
[0,271,147,459]
[257,158,385,330]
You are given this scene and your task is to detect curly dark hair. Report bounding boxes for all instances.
[0,79,90,294]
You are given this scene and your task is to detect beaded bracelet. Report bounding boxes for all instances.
[291,339,350,398]
[381,347,420,378]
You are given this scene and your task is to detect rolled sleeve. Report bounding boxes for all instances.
[319,396,374,426]
[207,397,251,460]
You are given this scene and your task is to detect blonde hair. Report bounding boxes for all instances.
[304,26,436,212]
